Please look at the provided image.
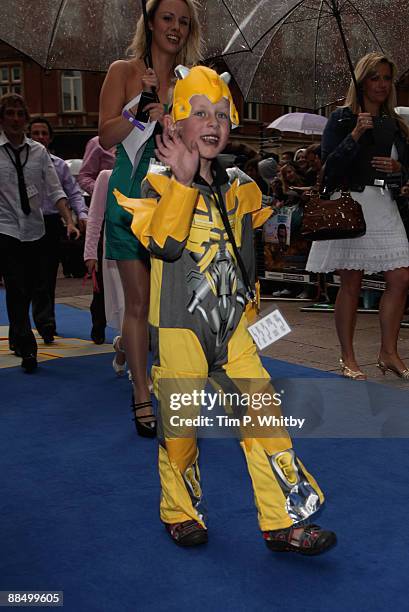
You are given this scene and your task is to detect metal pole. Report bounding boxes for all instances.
[331,0,365,110]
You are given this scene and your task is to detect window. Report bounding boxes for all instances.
[0,63,23,96]
[243,101,259,121]
[61,70,83,112]
[318,106,330,118]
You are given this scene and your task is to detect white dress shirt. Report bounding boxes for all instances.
[0,132,66,241]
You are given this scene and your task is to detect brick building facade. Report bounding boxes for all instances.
[0,41,105,158]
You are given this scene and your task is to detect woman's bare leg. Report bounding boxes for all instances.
[335,269,363,371]
[117,259,151,415]
[378,267,409,371]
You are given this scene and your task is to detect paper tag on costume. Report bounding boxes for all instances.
[248,308,291,350]
[26,184,39,199]
[147,157,170,175]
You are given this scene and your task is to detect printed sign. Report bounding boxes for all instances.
[263,208,292,246]
[248,308,291,350]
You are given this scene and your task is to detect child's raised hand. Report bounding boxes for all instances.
[155,123,199,187]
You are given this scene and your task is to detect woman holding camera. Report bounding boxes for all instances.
[307,52,409,380]
[99,0,202,435]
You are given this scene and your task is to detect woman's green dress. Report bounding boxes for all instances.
[105,138,154,261]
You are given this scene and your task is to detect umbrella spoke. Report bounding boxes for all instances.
[342,0,385,53]
[235,1,310,99]
[337,0,351,14]
[46,0,67,68]
[314,0,326,110]
[281,14,332,26]
[221,0,252,53]
[251,0,308,49]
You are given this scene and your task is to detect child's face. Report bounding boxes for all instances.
[177,95,230,160]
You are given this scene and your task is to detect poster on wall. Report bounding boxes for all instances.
[263,209,292,246]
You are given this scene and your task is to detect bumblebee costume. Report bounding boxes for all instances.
[114,66,334,552]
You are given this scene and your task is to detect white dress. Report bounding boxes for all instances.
[307,147,409,274]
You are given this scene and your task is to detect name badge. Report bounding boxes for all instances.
[26,184,39,199]
[248,308,291,350]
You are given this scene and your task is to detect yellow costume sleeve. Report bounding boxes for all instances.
[252,207,273,228]
[114,177,199,259]
[149,177,199,249]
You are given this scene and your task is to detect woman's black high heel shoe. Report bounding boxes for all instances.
[131,395,157,438]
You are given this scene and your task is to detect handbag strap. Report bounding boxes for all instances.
[314,162,351,195]
[208,169,256,303]
[312,163,326,193]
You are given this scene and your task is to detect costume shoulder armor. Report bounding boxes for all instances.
[226,166,254,187]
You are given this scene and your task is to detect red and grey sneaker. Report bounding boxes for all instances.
[164,520,208,547]
[263,524,337,556]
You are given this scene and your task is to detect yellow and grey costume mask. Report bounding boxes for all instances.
[171,65,239,128]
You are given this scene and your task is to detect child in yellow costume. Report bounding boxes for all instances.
[115,65,336,554]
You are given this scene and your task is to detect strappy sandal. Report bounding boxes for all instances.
[112,335,126,376]
[339,358,366,380]
[377,358,409,380]
[164,520,208,547]
[263,524,337,556]
[131,396,157,438]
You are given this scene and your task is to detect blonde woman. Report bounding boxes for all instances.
[99,0,203,436]
[307,52,409,380]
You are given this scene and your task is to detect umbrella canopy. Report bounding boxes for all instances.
[267,112,327,135]
[0,0,251,71]
[223,0,409,109]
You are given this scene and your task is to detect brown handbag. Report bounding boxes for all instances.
[300,169,366,240]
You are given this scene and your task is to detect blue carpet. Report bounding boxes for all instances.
[1,292,409,611]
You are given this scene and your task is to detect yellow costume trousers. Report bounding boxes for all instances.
[152,316,324,532]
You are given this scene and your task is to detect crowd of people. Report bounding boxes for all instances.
[3,0,409,559]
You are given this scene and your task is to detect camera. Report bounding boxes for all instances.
[134,90,159,123]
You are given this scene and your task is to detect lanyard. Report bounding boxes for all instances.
[207,173,256,304]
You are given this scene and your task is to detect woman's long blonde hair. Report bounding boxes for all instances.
[344,51,409,139]
[126,0,203,67]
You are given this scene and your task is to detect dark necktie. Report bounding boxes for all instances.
[5,144,31,215]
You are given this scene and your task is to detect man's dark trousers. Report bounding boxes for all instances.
[0,233,48,357]
[31,214,63,336]
[90,231,107,338]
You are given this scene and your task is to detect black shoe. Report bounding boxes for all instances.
[91,328,105,345]
[38,325,56,344]
[263,524,337,556]
[21,354,38,373]
[10,343,21,357]
[9,342,20,355]
[165,520,208,547]
[131,396,157,438]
